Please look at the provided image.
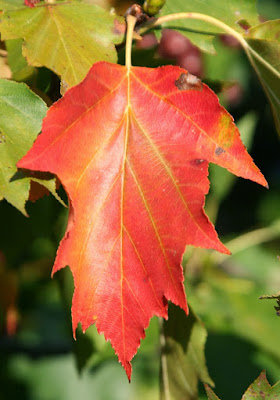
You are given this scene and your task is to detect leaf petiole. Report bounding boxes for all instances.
[125,15,137,70]
[149,12,246,44]
[159,317,171,400]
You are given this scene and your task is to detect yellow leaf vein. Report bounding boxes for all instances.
[126,160,179,296]
[123,225,164,311]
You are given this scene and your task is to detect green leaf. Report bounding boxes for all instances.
[0,0,22,10]
[160,304,213,400]
[160,0,259,53]
[245,20,280,135]
[190,253,280,363]
[162,0,259,31]
[243,371,280,399]
[204,384,221,400]
[0,0,125,87]
[0,79,50,214]
[5,39,35,81]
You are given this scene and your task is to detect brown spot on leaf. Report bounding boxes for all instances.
[175,72,202,91]
[215,147,225,156]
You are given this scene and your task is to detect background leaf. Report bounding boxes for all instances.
[0,79,50,214]
[204,384,221,400]
[160,0,259,53]
[0,0,22,10]
[242,371,280,399]
[0,79,63,212]
[5,39,35,82]
[161,304,213,400]
[0,0,125,87]
[245,20,280,135]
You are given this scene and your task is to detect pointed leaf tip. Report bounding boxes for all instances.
[204,384,221,400]
[242,370,280,398]
[124,362,132,382]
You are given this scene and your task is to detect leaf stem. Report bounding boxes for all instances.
[125,15,137,70]
[159,317,171,400]
[144,12,247,45]
[212,219,280,264]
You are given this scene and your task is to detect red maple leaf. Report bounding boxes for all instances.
[18,62,267,379]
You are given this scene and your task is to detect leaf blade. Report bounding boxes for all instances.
[17,62,266,378]
[161,305,214,400]
[0,79,48,213]
[242,371,280,399]
[204,384,221,400]
[160,0,259,52]
[245,20,280,135]
[0,1,125,86]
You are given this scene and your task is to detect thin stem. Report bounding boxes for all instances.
[212,219,280,264]
[125,15,137,70]
[159,317,171,400]
[143,12,247,45]
[142,12,279,78]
